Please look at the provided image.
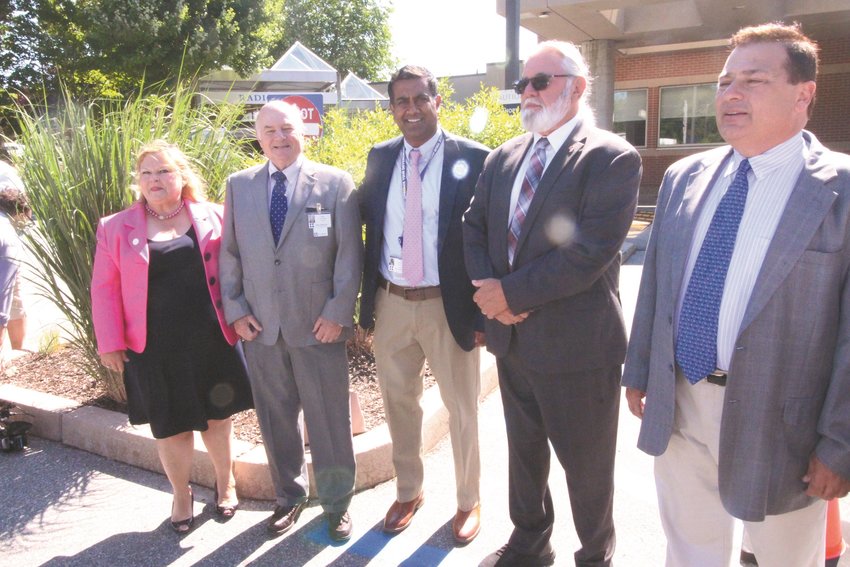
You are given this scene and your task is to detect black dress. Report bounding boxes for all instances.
[124,226,253,439]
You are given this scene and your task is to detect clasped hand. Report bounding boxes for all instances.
[472,278,528,325]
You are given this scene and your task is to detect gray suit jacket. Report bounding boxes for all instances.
[219,159,363,347]
[622,131,850,521]
[463,120,641,373]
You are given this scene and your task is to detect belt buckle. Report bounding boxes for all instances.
[706,371,727,386]
[403,287,424,301]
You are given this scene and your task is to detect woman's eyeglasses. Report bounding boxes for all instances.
[513,73,572,95]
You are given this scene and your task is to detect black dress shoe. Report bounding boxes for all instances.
[213,482,238,519]
[170,486,195,535]
[479,544,555,567]
[326,510,352,541]
[267,502,305,535]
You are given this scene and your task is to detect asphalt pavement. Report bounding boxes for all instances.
[3,249,849,566]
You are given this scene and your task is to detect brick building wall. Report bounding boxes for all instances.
[614,36,850,204]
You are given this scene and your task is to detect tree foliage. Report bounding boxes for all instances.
[1,0,275,104]
[305,80,523,185]
[276,0,395,81]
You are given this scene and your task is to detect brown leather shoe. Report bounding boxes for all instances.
[267,501,305,536]
[327,510,353,542]
[452,504,481,545]
[383,493,424,533]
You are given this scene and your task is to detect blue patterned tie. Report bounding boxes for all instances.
[675,159,751,384]
[270,171,288,245]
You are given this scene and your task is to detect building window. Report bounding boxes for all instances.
[659,84,723,146]
[613,89,647,147]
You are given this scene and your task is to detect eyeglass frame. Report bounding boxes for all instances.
[513,73,573,95]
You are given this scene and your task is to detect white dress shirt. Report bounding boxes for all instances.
[677,133,806,371]
[381,129,445,287]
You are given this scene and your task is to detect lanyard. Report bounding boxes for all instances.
[400,132,444,197]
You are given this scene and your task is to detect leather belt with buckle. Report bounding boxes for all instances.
[379,278,441,301]
[706,371,728,387]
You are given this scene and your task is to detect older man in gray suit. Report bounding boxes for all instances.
[219,101,362,541]
[464,41,641,567]
[623,23,850,566]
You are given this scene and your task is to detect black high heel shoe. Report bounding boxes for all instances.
[170,486,195,534]
[214,482,238,519]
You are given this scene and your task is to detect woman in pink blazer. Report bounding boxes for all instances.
[91,140,252,533]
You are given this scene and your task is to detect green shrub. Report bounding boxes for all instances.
[304,81,522,184]
[10,84,252,402]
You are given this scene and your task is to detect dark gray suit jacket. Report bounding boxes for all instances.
[622,131,850,521]
[463,120,641,373]
[358,131,489,351]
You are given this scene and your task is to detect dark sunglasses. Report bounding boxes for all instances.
[513,73,572,95]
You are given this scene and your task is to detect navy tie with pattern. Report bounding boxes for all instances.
[675,159,752,384]
[270,171,288,245]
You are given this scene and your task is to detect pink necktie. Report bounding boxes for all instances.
[402,149,424,285]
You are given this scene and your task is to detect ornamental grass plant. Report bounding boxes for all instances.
[9,84,252,402]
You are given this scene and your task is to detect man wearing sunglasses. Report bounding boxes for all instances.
[464,41,641,566]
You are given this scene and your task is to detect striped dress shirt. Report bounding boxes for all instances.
[677,133,807,371]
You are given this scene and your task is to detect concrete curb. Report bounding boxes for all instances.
[1,350,498,501]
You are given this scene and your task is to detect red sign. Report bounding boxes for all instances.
[282,95,324,138]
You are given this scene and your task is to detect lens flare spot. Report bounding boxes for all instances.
[545,213,576,246]
[451,159,470,180]
[469,107,489,134]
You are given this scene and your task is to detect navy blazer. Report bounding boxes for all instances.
[358,131,489,351]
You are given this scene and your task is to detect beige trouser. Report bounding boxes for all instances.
[655,372,827,567]
[373,289,481,511]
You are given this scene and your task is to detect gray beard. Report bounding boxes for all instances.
[520,91,572,133]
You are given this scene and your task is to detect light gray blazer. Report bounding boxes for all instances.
[622,131,850,521]
[219,159,362,348]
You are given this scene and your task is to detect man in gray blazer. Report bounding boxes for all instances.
[219,101,362,541]
[464,41,641,567]
[623,22,850,566]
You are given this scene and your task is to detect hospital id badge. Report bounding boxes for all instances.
[308,211,332,237]
[388,256,403,274]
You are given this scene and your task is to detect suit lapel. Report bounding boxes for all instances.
[187,201,213,250]
[437,133,460,253]
[739,155,838,332]
[278,159,317,247]
[493,134,533,271]
[670,152,729,305]
[247,164,275,249]
[513,126,585,259]
[374,139,404,248]
[124,204,149,263]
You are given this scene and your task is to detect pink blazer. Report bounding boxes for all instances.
[91,200,238,354]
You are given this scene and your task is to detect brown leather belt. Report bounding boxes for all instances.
[706,371,727,387]
[379,277,441,301]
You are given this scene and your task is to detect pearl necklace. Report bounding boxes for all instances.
[144,199,185,220]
